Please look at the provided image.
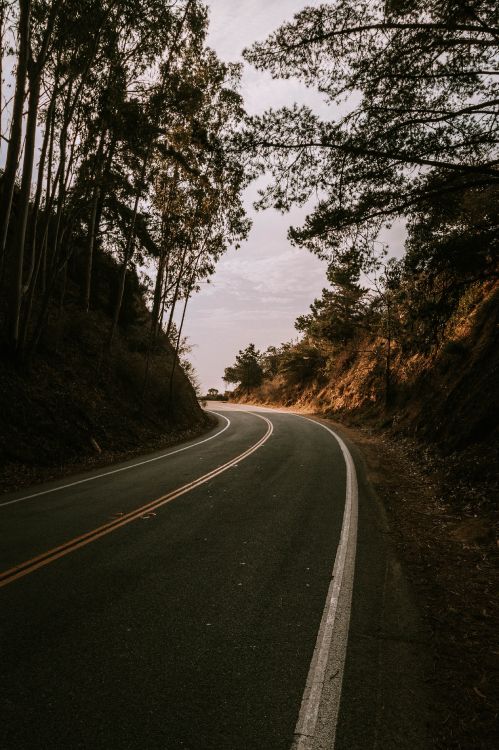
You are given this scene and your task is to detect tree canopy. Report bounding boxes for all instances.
[242,0,498,270]
[0,0,250,366]
[224,343,264,390]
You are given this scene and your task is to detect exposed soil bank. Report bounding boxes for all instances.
[342,421,498,750]
[238,281,499,458]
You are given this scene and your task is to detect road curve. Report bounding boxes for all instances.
[0,404,431,750]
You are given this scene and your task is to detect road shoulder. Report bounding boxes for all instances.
[306,415,433,749]
[322,417,498,750]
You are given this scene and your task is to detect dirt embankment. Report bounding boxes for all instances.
[242,281,499,454]
[0,261,209,494]
[344,422,498,750]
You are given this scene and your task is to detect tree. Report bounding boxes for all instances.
[390,181,499,351]
[261,345,281,378]
[0,0,249,379]
[224,343,264,390]
[275,339,327,385]
[241,0,499,271]
[296,249,368,345]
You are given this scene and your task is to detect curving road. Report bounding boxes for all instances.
[0,404,431,749]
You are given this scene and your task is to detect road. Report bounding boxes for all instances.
[0,404,431,750]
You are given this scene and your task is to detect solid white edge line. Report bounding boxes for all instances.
[291,416,359,750]
[0,411,231,508]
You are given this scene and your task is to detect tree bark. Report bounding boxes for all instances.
[168,243,205,411]
[83,129,107,312]
[8,70,41,350]
[24,85,56,297]
[108,150,149,352]
[168,285,191,414]
[0,0,30,268]
[0,2,4,157]
[384,298,392,408]
[165,244,190,340]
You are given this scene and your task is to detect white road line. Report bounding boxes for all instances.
[291,416,359,750]
[0,413,274,588]
[0,411,230,509]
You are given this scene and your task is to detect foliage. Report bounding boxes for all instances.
[226,339,327,389]
[246,179,498,408]
[275,339,327,385]
[224,343,264,390]
[241,0,498,271]
[296,249,368,344]
[227,0,498,407]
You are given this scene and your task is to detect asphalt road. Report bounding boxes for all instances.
[0,404,431,750]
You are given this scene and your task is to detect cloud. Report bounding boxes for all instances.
[206,0,330,117]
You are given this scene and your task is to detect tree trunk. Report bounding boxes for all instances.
[49,122,68,276]
[0,0,30,268]
[0,3,4,157]
[41,94,57,293]
[385,299,392,408]
[158,259,171,334]
[19,84,58,353]
[141,225,170,400]
[8,70,41,351]
[168,276,195,413]
[151,232,167,337]
[108,151,149,352]
[168,248,203,411]
[165,245,190,340]
[83,130,106,312]
[24,83,56,295]
[27,217,76,359]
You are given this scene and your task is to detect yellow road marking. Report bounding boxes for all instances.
[0,415,273,589]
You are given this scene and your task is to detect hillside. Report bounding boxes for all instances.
[0,246,208,493]
[243,281,498,456]
[0,0,250,492]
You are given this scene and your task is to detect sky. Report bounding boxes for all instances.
[182,0,406,393]
[181,0,333,393]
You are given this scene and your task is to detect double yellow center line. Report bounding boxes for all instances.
[0,414,273,589]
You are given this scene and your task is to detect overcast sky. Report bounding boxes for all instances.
[181,1,406,393]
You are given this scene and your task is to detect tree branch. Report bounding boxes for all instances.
[256,138,499,177]
[278,21,498,51]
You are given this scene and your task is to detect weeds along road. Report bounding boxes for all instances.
[0,404,431,750]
